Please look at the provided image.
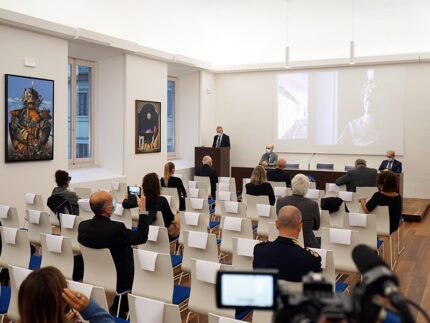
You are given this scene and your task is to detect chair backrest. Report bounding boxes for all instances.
[220,201,247,218]
[256,205,277,238]
[0,205,20,228]
[232,237,259,270]
[110,182,128,201]
[372,205,391,236]
[341,213,378,249]
[194,176,212,197]
[24,193,44,211]
[244,194,270,220]
[356,186,378,200]
[67,280,109,311]
[215,191,237,215]
[78,199,95,220]
[320,209,345,228]
[139,225,171,254]
[268,222,304,246]
[26,210,52,245]
[40,234,74,279]
[188,259,235,318]
[128,293,182,323]
[209,313,243,323]
[182,230,218,273]
[321,227,359,273]
[60,214,83,252]
[8,265,32,321]
[187,188,209,200]
[179,212,209,245]
[216,181,236,193]
[316,163,334,170]
[268,181,286,188]
[324,183,347,197]
[73,187,92,199]
[220,216,253,254]
[242,178,251,194]
[185,197,210,215]
[110,203,133,229]
[307,248,336,287]
[0,227,31,269]
[161,187,180,214]
[79,244,117,293]
[285,163,300,169]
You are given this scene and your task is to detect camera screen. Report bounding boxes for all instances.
[128,186,141,197]
[217,272,276,309]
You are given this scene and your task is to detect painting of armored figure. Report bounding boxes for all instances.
[5,74,54,162]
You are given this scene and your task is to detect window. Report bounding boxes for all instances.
[68,59,95,165]
[167,77,178,157]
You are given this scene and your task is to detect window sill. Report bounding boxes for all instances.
[68,167,125,184]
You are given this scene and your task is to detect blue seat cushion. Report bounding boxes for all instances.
[173,285,190,304]
[114,318,129,323]
[208,199,216,205]
[335,282,349,293]
[252,224,258,231]
[209,221,220,229]
[171,255,182,268]
[209,208,215,215]
[216,239,221,245]
[0,286,11,314]
[377,239,384,249]
[235,308,251,320]
[29,255,42,270]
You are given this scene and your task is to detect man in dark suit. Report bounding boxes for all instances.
[212,126,230,148]
[253,205,321,282]
[78,191,150,294]
[195,155,218,198]
[379,150,402,173]
[267,158,291,187]
[335,158,377,192]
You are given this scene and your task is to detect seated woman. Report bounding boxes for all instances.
[359,171,402,234]
[245,165,276,205]
[160,162,187,211]
[275,174,320,248]
[19,266,114,323]
[48,170,79,215]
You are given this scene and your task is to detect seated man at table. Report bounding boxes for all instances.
[259,144,278,167]
[253,205,321,282]
[267,158,291,187]
[378,150,402,173]
[335,158,377,192]
[195,155,218,199]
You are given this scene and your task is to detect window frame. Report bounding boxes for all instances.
[68,58,96,166]
[167,76,179,159]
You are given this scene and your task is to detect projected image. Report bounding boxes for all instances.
[278,73,308,139]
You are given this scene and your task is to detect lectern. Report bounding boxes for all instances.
[194,147,230,177]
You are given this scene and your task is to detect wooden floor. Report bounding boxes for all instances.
[403,197,430,222]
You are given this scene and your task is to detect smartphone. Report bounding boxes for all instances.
[216,271,277,310]
[127,185,141,198]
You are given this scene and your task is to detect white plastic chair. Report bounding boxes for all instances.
[0,227,31,269]
[356,186,378,200]
[209,313,243,323]
[60,214,83,252]
[110,181,128,201]
[340,213,378,250]
[40,234,74,279]
[0,205,20,228]
[372,205,396,269]
[194,176,212,198]
[324,183,346,197]
[24,193,44,211]
[242,178,251,195]
[232,237,259,270]
[139,226,171,254]
[215,191,237,214]
[26,210,52,245]
[255,204,277,239]
[220,201,247,218]
[307,248,336,289]
[78,199,94,220]
[178,212,208,246]
[110,203,133,229]
[161,187,180,214]
[181,231,219,273]
[7,265,32,322]
[128,294,182,323]
[67,280,110,312]
[219,216,253,255]
[244,194,270,220]
[73,187,92,199]
[185,198,210,215]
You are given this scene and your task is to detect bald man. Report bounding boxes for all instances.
[78,191,150,294]
[259,144,278,167]
[267,158,291,187]
[378,150,402,173]
[253,205,321,282]
[194,155,218,198]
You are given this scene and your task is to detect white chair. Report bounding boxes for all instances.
[273,186,291,199]
[307,248,336,289]
[78,199,94,220]
[268,181,287,188]
[242,178,251,195]
[321,227,359,273]
[0,227,31,269]
[372,205,396,269]
[340,213,378,249]
[356,186,378,200]
[40,234,74,279]
[215,191,237,214]
[324,183,346,197]
[216,181,236,194]
[268,222,304,246]
[181,231,219,273]
[244,194,270,220]
[24,193,44,211]
[60,214,83,252]
[7,265,32,322]
[26,210,52,245]
[73,187,92,199]
[337,191,359,213]
[314,210,330,238]
[187,187,209,200]
[185,197,210,215]
[321,209,345,228]
[110,203,133,229]
[178,212,208,246]
[194,176,212,197]
[128,294,182,323]
[255,204,277,239]
[110,181,128,201]
[232,237,259,270]
[209,313,243,323]
[139,226,171,254]
[161,187,180,214]
[186,259,235,322]
[0,205,20,228]
[67,280,110,312]
[220,201,247,218]
[220,216,253,255]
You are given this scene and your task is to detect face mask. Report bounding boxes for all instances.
[266,149,271,153]
[387,157,394,161]
[217,133,222,136]
[110,200,117,213]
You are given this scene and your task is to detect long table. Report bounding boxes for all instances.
[231,167,403,195]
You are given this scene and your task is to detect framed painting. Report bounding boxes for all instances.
[135,100,161,154]
[5,74,54,162]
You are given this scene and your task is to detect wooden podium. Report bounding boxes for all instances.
[195,147,230,177]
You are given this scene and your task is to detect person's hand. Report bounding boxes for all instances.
[138,194,146,212]
[383,169,389,172]
[65,308,82,323]
[62,288,89,313]
[358,197,366,203]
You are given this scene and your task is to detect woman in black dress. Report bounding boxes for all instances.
[160,162,187,211]
[245,165,276,205]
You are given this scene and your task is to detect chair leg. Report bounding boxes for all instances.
[116,294,123,317]
[398,220,405,255]
[390,235,397,270]
[185,311,192,323]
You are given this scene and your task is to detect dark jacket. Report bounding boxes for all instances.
[253,236,322,282]
[78,213,149,291]
[212,134,231,148]
[195,164,218,198]
[267,168,291,188]
[245,182,276,205]
[335,166,377,192]
[161,176,187,211]
[378,159,402,173]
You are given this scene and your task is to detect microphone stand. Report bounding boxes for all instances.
[308,153,316,170]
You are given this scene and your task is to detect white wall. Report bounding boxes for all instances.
[124,54,168,184]
[199,71,217,147]
[214,68,430,198]
[0,25,68,221]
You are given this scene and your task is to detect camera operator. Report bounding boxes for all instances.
[253,205,322,282]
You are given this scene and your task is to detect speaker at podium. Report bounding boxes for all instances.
[194,147,230,177]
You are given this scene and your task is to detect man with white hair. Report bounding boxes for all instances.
[335,158,377,192]
[259,144,278,167]
[194,155,218,198]
[253,205,321,282]
[276,174,320,248]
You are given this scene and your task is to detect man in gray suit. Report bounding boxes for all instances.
[259,144,278,167]
[335,159,377,192]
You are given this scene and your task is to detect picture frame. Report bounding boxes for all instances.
[5,74,55,162]
[135,100,161,154]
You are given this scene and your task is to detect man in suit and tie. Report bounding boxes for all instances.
[259,144,278,167]
[335,158,377,192]
[212,126,230,148]
[267,158,291,187]
[379,150,402,173]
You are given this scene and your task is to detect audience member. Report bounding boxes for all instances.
[259,144,278,167]
[379,150,402,173]
[276,174,320,248]
[19,266,114,323]
[78,191,149,313]
[359,171,402,234]
[253,205,322,282]
[48,170,79,215]
[335,158,377,192]
[160,162,187,211]
[267,158,291,187]
[245,165,276,205]
[195,155,218,199]
[212,126,231,148]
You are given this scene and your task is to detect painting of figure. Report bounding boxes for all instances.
[135,100,161,153]
[5,74,54,162]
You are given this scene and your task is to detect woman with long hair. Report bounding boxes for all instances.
[245,165,276,205]
[160,162,187,211]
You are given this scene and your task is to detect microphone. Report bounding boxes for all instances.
[352,245,414,323]
[308,153,316,170]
